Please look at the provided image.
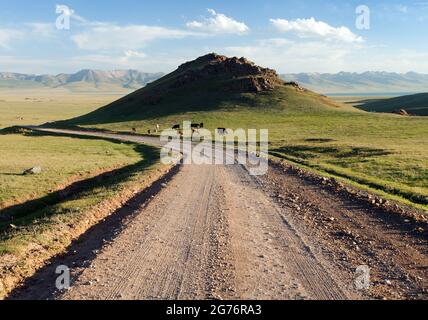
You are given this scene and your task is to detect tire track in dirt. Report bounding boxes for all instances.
[61,165,219,300]
[219,165,352,299]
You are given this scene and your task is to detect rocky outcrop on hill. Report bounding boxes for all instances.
[171,53,283,93]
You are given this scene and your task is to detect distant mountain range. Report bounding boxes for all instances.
[0,69,164,92]
[281,72,428,94]
[1,69,427,95]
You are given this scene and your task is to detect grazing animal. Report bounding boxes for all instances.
[148,129,151,134]
[191,123,204,129]
[172,124,180,130]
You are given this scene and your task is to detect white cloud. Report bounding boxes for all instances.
[72,24,199,50]
[124,50,146,58]
[186,9,249,35]
[223,37,428,74]
[0,29,23,49]
[25,23,56,38]
[270,17,363,43]
[223,38,362,73]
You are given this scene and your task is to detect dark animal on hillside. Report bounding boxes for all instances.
[132,128,137,133]
[191,123,204,129]
[148,129,151,134]
[172,124,180,130]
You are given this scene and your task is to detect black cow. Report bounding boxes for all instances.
[191,123,204,129]
[217,128,227,135]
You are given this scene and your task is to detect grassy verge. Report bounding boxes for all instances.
[269,152,428,213]
[0,131,169,299]
[0,130,142,212]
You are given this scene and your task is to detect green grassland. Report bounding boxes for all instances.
[58,83,428,210]
[0,132,142,210]
[0,92,163,256]
[0,90,120,129]
[0,91,137,210]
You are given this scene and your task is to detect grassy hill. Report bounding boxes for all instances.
[356,93,428,116]
[55,53,354,130]
[52,53,428,210]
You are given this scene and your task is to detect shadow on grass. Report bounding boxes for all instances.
[0,129,160,232]
[271,145,391,160]
[304,138,336,143]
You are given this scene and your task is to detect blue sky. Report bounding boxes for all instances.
[0,0,427,74]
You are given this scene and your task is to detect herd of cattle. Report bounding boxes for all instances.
[132,123,229,136]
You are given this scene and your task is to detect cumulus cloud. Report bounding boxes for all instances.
[72,24,198,50]
[270,17,363,43]
[186,9,249,34]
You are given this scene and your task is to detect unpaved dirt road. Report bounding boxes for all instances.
[9,128,428,300]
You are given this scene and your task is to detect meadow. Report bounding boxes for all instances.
[0,89,119,128]
[0,91,163,247]
[0,91,132,209]
[64,87,428,210]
